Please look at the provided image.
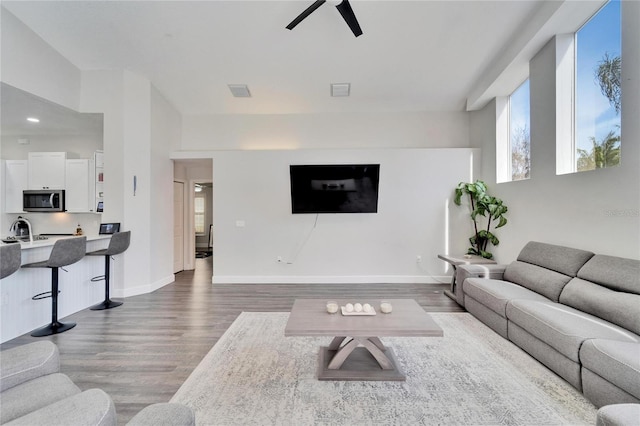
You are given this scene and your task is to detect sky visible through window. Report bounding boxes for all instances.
[575,0,621,155]
[510,79,530,181]
[510,80,530,139]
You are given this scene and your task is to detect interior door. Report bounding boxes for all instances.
[173,181,185,273]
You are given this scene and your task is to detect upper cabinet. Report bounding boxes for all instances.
[28,152,66,189]
[3,160,28,213]
[65,159,95,213]
[2,152,101,214]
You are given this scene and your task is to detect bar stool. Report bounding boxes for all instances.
[86,231,130,310]
[22,236,87,337]
[1,244,22,279]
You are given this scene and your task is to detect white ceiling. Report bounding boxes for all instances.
[1,83,103,137]
[2,0,548,116]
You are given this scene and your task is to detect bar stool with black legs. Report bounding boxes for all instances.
[22,236,87,337]
[1,243,22,280]
[86,230,130,310]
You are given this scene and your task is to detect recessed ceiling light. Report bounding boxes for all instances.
[331,83,350,97]
[228,84,251,98]
[26,117,40,123]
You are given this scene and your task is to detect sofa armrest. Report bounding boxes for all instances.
[596,404,640,426]
[4,389,116,426]
[1,341,59,392]
[454,264,507,306]
[127,403,195,426]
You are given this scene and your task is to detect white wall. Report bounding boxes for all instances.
[0,8,80,111]
[150,86,181,284]
[209,148,479,284]
[469,1,640,261]
[80,70,128,295]
[182,111,469,150]
[1,135,102,160]
[177,95,475,284]
[82,70,177,297]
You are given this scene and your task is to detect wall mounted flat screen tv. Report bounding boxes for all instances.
[290,164,380,214]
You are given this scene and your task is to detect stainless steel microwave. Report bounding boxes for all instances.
[23,190,65,212]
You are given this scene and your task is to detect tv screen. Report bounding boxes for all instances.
[290,164,380,214]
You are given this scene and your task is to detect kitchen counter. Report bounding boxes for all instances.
[5,234,111,249]
[1,234,113,342]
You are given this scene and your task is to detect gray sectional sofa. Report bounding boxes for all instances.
[456,241,640,412]
[0,340,194,425]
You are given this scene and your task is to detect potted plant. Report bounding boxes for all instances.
[453,180,508,259]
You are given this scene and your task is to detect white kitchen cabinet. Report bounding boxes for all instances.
[28,152,66,189]
[65,159,95,212]
[3,160,28,213]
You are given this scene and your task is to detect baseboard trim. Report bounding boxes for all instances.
[212,275,450,284]
[114,275,175,298]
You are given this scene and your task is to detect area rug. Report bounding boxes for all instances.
[171,312,596,425]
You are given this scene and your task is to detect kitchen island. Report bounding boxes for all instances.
[0,235,112,342]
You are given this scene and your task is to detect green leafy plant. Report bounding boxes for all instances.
[453,180,508,259]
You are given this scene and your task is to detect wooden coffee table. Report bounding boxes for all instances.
[284,299,443,381]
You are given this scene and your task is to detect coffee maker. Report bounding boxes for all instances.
[9,216,32,240]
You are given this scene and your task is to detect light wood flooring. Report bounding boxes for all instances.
[1,257,463,425]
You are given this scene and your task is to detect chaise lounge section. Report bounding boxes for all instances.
[457,241,640,411]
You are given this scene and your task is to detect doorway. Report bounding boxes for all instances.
[173,159,213,273]
[194,182,213,259]
[173,181,185,273]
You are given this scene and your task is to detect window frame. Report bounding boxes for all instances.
[556,0,621,175]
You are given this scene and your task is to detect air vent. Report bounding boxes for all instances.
[228,84,251,98]
[331,83,350,97]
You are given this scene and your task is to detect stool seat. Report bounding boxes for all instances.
[22,237,86,337]
[85,248,108,257]
[86,231,130,310]
[21,260,49,269]
[1,244,22,280]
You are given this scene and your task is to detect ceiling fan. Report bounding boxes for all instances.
[286,0,363,38]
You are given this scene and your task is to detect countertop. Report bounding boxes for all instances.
[2,234,111,249]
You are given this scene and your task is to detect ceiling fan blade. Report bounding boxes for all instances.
[335,0,363,37]
[286,0,326,30]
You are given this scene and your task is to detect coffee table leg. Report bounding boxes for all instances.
[327,338,359,369]
[368,337,386,351]
[360,338,394,370]
[328,336,348,350]
[327,336,393,370]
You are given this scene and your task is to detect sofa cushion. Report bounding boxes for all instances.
[5,388,116,426]
[0,373,80,424]
[517,241,594,277]
[0,341,59,392]
[463,278,549,318]
[503,261,572,301]
[505,300,640,363]
[580,339,640,400]
[577,255,640,294]
[560,278,640,336]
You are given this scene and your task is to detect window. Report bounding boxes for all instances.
[194,194,205,235]
[575,0,621,172]
[509,80,530,181]
[496,79,530,183]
